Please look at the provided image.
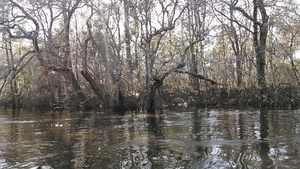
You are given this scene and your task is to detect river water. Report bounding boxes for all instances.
[0,108,299,169]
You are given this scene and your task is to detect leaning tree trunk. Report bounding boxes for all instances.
[81,24,103,102]
[65,69,89,109]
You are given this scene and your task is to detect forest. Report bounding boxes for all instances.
[1,0,300,112]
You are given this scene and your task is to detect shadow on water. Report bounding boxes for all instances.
[0,108,300,168]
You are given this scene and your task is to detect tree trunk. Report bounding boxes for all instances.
[254,0,268,89]
[288,33,300,86]
[61,0,88,110]
[225,0,268,88]
[190,47,200,90]
[114,89,126,112]
[10,79,20,109]
[124,0,133,73]
[81,70,103,101]
[147,79,163,113]
[66,69,89,109]
[229,1,242,87]
[5,33,20,109]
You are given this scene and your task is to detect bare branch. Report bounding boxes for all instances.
[221,0,259,25]
[175,70,220,85]
[8,0,45,66]
[8,0,40,38]
[148,2,189,39]
[0,50,35,95]
[213,7,253,33]
[183,37,205,56]
[68,0,82,18]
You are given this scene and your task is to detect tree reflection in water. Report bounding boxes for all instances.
[0,108,300,168]
[259,108,273,168]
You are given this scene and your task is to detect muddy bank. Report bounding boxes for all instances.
[162,86,300,109]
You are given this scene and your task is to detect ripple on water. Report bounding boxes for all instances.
[0,120,36,124]
[1,109,300,168]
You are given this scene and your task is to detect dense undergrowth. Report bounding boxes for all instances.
[1,86,300,111]
[164,86,300,109]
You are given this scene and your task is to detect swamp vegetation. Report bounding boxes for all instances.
[1,0,300,112]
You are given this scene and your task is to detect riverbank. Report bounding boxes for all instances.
[1,86,299,111]
[163,86,300,109]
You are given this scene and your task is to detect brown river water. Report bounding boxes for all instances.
[0,108,299,169]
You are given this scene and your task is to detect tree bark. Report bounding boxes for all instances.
[147,79,163,113]
[254,0,268,89]
[190,47,200,89]
[124,0,133,72]
[229,1,242,87]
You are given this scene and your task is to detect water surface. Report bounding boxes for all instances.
[0,108,299,168]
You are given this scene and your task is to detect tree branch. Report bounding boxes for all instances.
[8,0,45,66]
[221,0,260,25]
[175,70,221,85]
[213,7,253,34]
[148,2,189,39]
